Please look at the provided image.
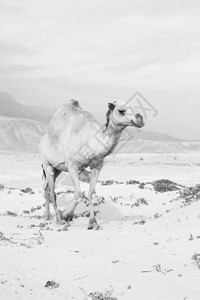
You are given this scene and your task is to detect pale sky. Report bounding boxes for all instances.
[0,0,200,139]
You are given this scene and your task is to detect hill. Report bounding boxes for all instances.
[117,129,200,153]
[0,92,54,122]
[121,128,178,142]
[0,117,46,152]
[116,139,200,153]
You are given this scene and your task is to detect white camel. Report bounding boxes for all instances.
[39,99,144,229]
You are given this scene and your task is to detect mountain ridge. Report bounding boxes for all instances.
[0,91,54,122]
[0,91,199,153]
[0,116,199,153]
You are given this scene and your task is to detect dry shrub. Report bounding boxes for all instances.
[180,185,200,205]
[87,291,117,300]
[152,179,180,193]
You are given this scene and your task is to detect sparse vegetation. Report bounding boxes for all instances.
[132,197,148,207]
[6,211,17,217]
[154,213,162,219]
[81,194,105,207]
[180,185,200,206]
[109,196,123,203]
[126,180,140,185]
[101,180,115,185]
[76,210,100,218]
[87,290,118,300]
[133,219,146,225]
[23,205,42,214]
[100,180,123,185]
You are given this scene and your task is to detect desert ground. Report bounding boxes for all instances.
[0,152,200,300]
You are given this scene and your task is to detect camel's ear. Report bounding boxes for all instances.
[108,102,115,111]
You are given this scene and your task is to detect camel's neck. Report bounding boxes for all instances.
[94,120,126,157]
[104,119,126,137]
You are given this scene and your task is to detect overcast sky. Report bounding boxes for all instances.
[0,0,200,139]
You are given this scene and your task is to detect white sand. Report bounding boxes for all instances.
[0,152,200,300]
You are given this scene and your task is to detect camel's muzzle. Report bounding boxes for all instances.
[132,113,144,128]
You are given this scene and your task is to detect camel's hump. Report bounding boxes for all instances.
[48,100,93,136]
[66,99,82,111]
[49,100,82,126]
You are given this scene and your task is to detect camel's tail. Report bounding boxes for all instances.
[42,164,46,180]
[41,164,48,193]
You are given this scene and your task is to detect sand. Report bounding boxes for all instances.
[0,152,200,300]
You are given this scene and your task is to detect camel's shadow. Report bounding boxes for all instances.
[57,195,123,222]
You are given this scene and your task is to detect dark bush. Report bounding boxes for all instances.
[152,179,180,193]
[20,187,34,194]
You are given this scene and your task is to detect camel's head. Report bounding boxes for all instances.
[105,101,144,130]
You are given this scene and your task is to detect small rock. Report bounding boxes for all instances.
[189,234,194,241]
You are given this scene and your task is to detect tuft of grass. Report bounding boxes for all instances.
[75,210,99,218]
[132,197,148,207]
[191,253,200,269]
[101,180,115,185]
[100,180,122,185]
[0,184,4,190]
[139,182,145,189]
[44,280,59,289]
[133,219,146,225]
[126,180,140,185]
[23,206,42,215]
[0,231,10,242]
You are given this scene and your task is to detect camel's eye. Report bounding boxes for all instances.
[118,109,126,115]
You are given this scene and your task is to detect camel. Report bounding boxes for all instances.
[39,99,144,229]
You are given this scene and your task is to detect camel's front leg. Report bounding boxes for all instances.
[87,161,103,230]
[61,164,81,222]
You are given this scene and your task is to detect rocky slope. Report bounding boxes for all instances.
[0,117,46,152]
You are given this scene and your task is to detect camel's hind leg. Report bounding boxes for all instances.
[42,165,51,220]
[42,165,62,224]
[44,184,51,220]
